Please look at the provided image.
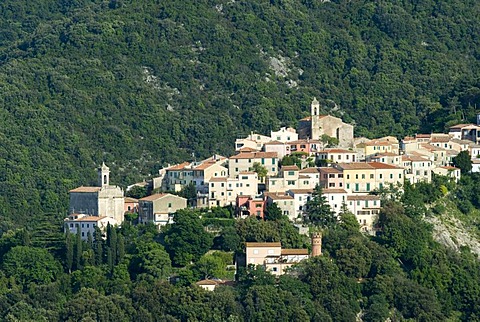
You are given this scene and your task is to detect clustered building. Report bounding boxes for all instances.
[65,98,478,275]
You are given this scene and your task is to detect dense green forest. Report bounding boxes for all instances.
[0,0,479,228]
[0,175,479,321]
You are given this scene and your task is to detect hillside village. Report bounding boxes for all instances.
[65,98,480,279]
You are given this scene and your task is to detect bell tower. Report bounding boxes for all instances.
[311,231,322,257]
[311,97,321,140]
[98,162,110,187]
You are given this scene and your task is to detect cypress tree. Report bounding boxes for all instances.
[74,227,83,270]
[65,233,74,273]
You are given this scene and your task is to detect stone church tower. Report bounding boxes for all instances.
[297,98,354,148]
[98,162,110,187]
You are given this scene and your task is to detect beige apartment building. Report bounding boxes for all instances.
[228,151,278,178]
[138,193,187,227]
[245,242,309,276]
[205,172,258,207]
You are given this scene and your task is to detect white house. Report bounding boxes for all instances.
[64,214,118,240]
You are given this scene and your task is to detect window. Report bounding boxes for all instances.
[355,183,359,191]
[261,158,265,165]
[355,174,359,179]
[338,174,343,178]
[362,174,365,179]
[82,224,84,228]
[288,180,295,185]
[242,176,248,180]
[272,167,275,172]
[70,223,73,228]
[221,183,225,187]
[235,159,238,163]
[87,224,90,228]
[253,249,259,254]
[82,232,84,237]
[366,183,370,191]
[379,174,383,179]
[399,174,402,178]
[211,183,215,187]
[299,196,302,201]
[329,183,335,187]
[370,174,374,179]
[329,174,335,178]
[347,174,350,179]
[221,192,224,196]
[288,171,294,176]
[256,203,262,208]
[272,267,278,272]
[235,168,238,172]
[272,158,276,164]
[248,159,252,163]
[347,183,350,189]
[390,174,393,179]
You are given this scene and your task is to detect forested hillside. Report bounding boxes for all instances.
[1,0,480,228]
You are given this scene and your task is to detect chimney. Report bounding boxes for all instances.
[311,232,322,257]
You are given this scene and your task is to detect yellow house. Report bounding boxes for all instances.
[364,139,398,157]
[334,162,404,194]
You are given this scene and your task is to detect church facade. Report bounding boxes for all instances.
[298,98,354,148]
[69,163,125,223]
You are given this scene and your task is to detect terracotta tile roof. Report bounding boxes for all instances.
[298,175,310,179]
[69,186,102,193]
[430,136,451,143]
[335,163,374,170]
[281,249,309,255]
[124,197,138,203]
[322,189,348,194]
[402,155,429,162]
[193,161,217,170]
[264,193,294,200]
[281,165,299,171]
[288,189,314,194]
[416,134,431,138]
[208,177,228,182]
[230,151,278,159]
[347,195,381,201]
[167,162,191,171]
[245,242,281,247]
[368,162,403,170]
[365,139,396,146]
[299,167,320,173]
[140,193,171,201]
[319,167,342,173]
[440,166,459,170]
[320,149,353,154]
[239,147,259,152]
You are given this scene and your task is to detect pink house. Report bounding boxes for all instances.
[236,196,265,219]
[124,197,139,213]
[289,139,322,156]
[318,167,344,189]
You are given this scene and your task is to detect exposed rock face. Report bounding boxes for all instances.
[426,215,480,256]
